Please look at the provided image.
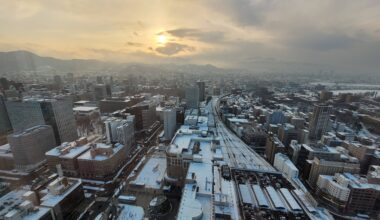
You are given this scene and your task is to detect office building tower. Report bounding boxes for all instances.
[53,75,63,90]
[116,121,135,150]
[96,76,103,84]
[105,116,135,149]
[316,173,380,216]
[8,125,56,171]
[125,100,156,131]
[267,110,285,125]
[6,98,78,144]
[278,123,299,147]
[163,108,177,140]
[66,72,74,83]
[307,157,360,187]
[185,86,199,109]
[196,81,205,102]
[93,84,109,101]
[5,101,45,131]
[0,95,12,135]
[309,104,332,140]
[320,90,333,102]
[265,134,285,164]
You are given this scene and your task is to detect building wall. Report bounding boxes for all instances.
[308,158,360,187]
[0,96,12,135]
[265,135,285,164]
[77,145,128,180]
[8,125,56,171]
[116,122,135,150]
[166,153,190,186]
[6,101,45,132]
[346,187,379,215]
[164,108,176,140]
[309,104,332,140]
[50,100,78,143]
[185,86,199,109]
[274,153,299,179]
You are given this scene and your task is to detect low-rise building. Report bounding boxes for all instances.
[0,190,53,220]
[45,137,90,177]
[316,173,380,217]
[307,158,360,187]
[40,177,85,220]
[77,143,127,180]
[274,153,299,179]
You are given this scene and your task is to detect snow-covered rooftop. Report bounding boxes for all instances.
[117,204,144,220]
[130,156,166,189]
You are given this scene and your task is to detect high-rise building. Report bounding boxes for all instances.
[66,72,74,83]
[309,104,332,140]
[93,84,108,101]
[96,76,103,84]
[105,116,135,149]
[0,95,12,135]
[316,173,380,216]
[8,125,56,171]
[278,123,299,147]
[307,157,360,187]
[163,108,177,140]
[196,80,205,102]
[125,100,156,131]
[266,110,285,126]
[185,86,199,109]
[265,133,285,164]
[320,90,333,102]
[6,98,78,144]
[53,75,63,90]
[5,101,45,131]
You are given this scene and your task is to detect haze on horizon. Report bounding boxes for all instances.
[1,0,380,74]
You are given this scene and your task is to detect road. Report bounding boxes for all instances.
[210,96,274,171]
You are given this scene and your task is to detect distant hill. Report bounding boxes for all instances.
[0,50,109,73]
[0,50,236,75]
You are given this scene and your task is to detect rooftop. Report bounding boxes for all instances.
[40,178,82,207]
[73,106,99,112]
[0,190,51,220]
[78,143,124,161]
[46,141,90,159]
[130,156,166,189]
[117,204,144,220]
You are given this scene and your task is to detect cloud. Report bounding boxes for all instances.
[155,43,195,56]
[163,28,225,43]
[126,42,143,47]
[285,31,358,51]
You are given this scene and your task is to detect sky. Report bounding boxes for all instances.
[1,0,380,73]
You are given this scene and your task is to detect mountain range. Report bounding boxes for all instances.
[0,50,232,76]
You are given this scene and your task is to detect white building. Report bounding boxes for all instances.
[273,153,299,179]
[317,173,351,202]
[163,108,176,140]
[105,116,135,149]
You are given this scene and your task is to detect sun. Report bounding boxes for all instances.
[157,34,167,45]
